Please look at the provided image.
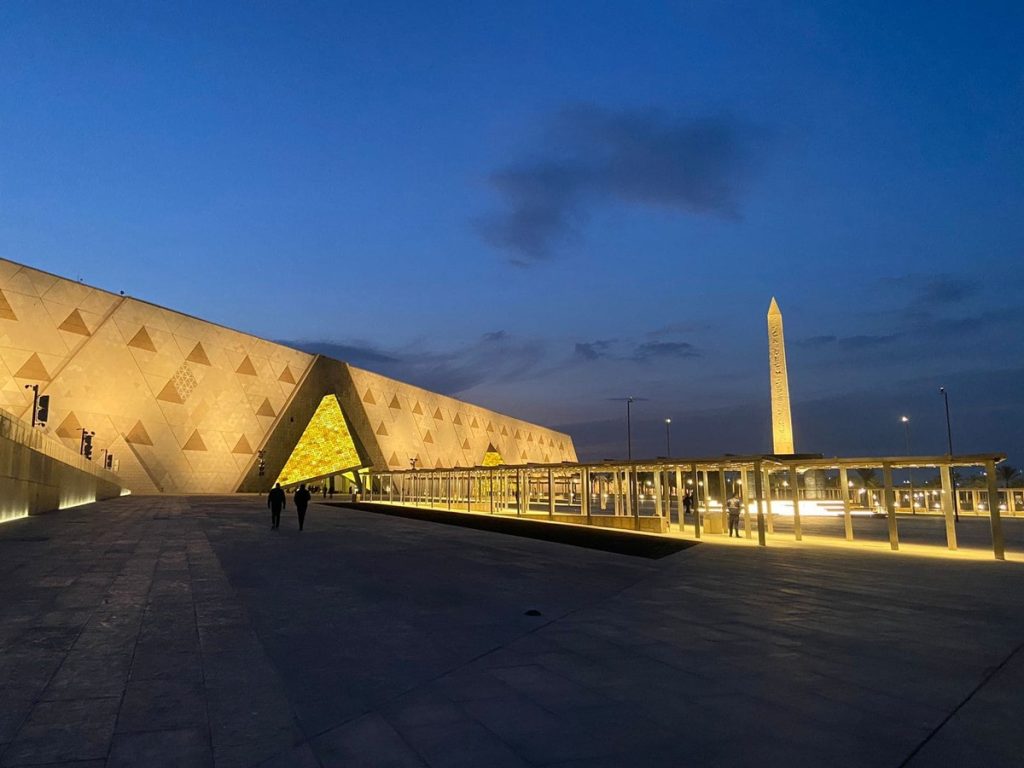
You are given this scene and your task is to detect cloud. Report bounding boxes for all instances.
[796,333,899,350]
[797,334,838,348]
[476,104,761,263]
[574,340,615,360]
[572,337,700,363]
[632,341,700,361]
[893,274,981,306]
[278,340,398,366]
[283,331,547,396]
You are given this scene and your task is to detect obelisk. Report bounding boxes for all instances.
[767,297,794,454]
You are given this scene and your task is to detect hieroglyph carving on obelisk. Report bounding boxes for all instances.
[767,297,794,454]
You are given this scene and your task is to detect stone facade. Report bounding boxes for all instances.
[0,259,575,493]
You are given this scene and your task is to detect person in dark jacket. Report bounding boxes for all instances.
[294,483,311,531]
[268,483,286,529]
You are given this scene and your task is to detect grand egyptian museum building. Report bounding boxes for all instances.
[0,259,576,494]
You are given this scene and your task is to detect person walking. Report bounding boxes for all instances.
[268,482,286,529]
[295,483,311,531]
[727,495,742,538]
[682,487,694,517]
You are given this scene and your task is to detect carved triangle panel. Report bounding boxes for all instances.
[256,398,276,418]
[182,430,207,451]
[235,355,257,376]
[156,380,184,404]
[232,434,253,454]
[187,342,211,366]
[278,365,296,384]
[56,411,82,438]
[14,353,50,381]
[125,420,153,446]
[0,289,17,321]
[58,309,90,336]
[128,327,157,352]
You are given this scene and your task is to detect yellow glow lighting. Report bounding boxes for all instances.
[276,395,362,486]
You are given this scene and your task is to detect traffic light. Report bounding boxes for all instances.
[35,395,49,426]
[257,449,266,476]
[83,433,93,460]
[105,454,113,469]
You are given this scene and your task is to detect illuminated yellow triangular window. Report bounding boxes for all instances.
[481,444,503,467]
[276,395,362,486]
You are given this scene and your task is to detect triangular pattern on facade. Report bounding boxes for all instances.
[187,342,212,366]
[128,327,157,352]
[56,411,82,439]
[388,451,401,467]
[275,395,363,487]
[0,289,17,321]
[412,401,423,415]
[156,380,184,404]
[433,407,443,420]
[14,353,50,381]
[388,394,401,409]
[278,365,296,384]
[362,388,376,405]
[376,421,389,436]
[182,430,207,451]
[256,398,276,418]
[58,309,90,336]
[125,420,153,446]
[232,435,253,454]
[235,355,257,376]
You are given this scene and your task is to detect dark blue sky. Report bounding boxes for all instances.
[2,1,1022,464]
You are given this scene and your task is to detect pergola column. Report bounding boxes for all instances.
[740,467,751,539]
[653,470,663,519]
[548,468,555,519]
[939,464,957,550]
[839,466,853,540]
[691,462,701,539]
[763,468,774,533]
[718,468,727,532]
[582,467,591,522]
[754,460,766,546]
[882,462,899,550]
[674,468,683,526]
[789,466,802,541]
[985,459,1006,560]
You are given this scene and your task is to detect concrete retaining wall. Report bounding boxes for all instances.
[0,409,126,523]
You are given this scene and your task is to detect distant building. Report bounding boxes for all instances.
[0,259,576,493]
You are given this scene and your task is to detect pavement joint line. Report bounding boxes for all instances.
[896,638,1024,768]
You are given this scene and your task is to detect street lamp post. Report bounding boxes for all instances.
[939,386,959,522]
[664,418,672,458]
[901,415,914,514]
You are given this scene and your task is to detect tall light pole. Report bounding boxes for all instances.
[901,415,914,514]
[939,387,959,521]
[664,418,672,458]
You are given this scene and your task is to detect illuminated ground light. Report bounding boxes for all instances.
[0,506,29,524]
[276,395,362,486]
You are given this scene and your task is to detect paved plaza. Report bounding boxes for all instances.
[1,496,1023,767]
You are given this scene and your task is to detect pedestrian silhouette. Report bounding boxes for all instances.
[295,483,311,531]
[727,495,742,538]
[268,482,286,529]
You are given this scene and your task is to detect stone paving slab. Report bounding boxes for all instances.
[1,495,1023,766]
